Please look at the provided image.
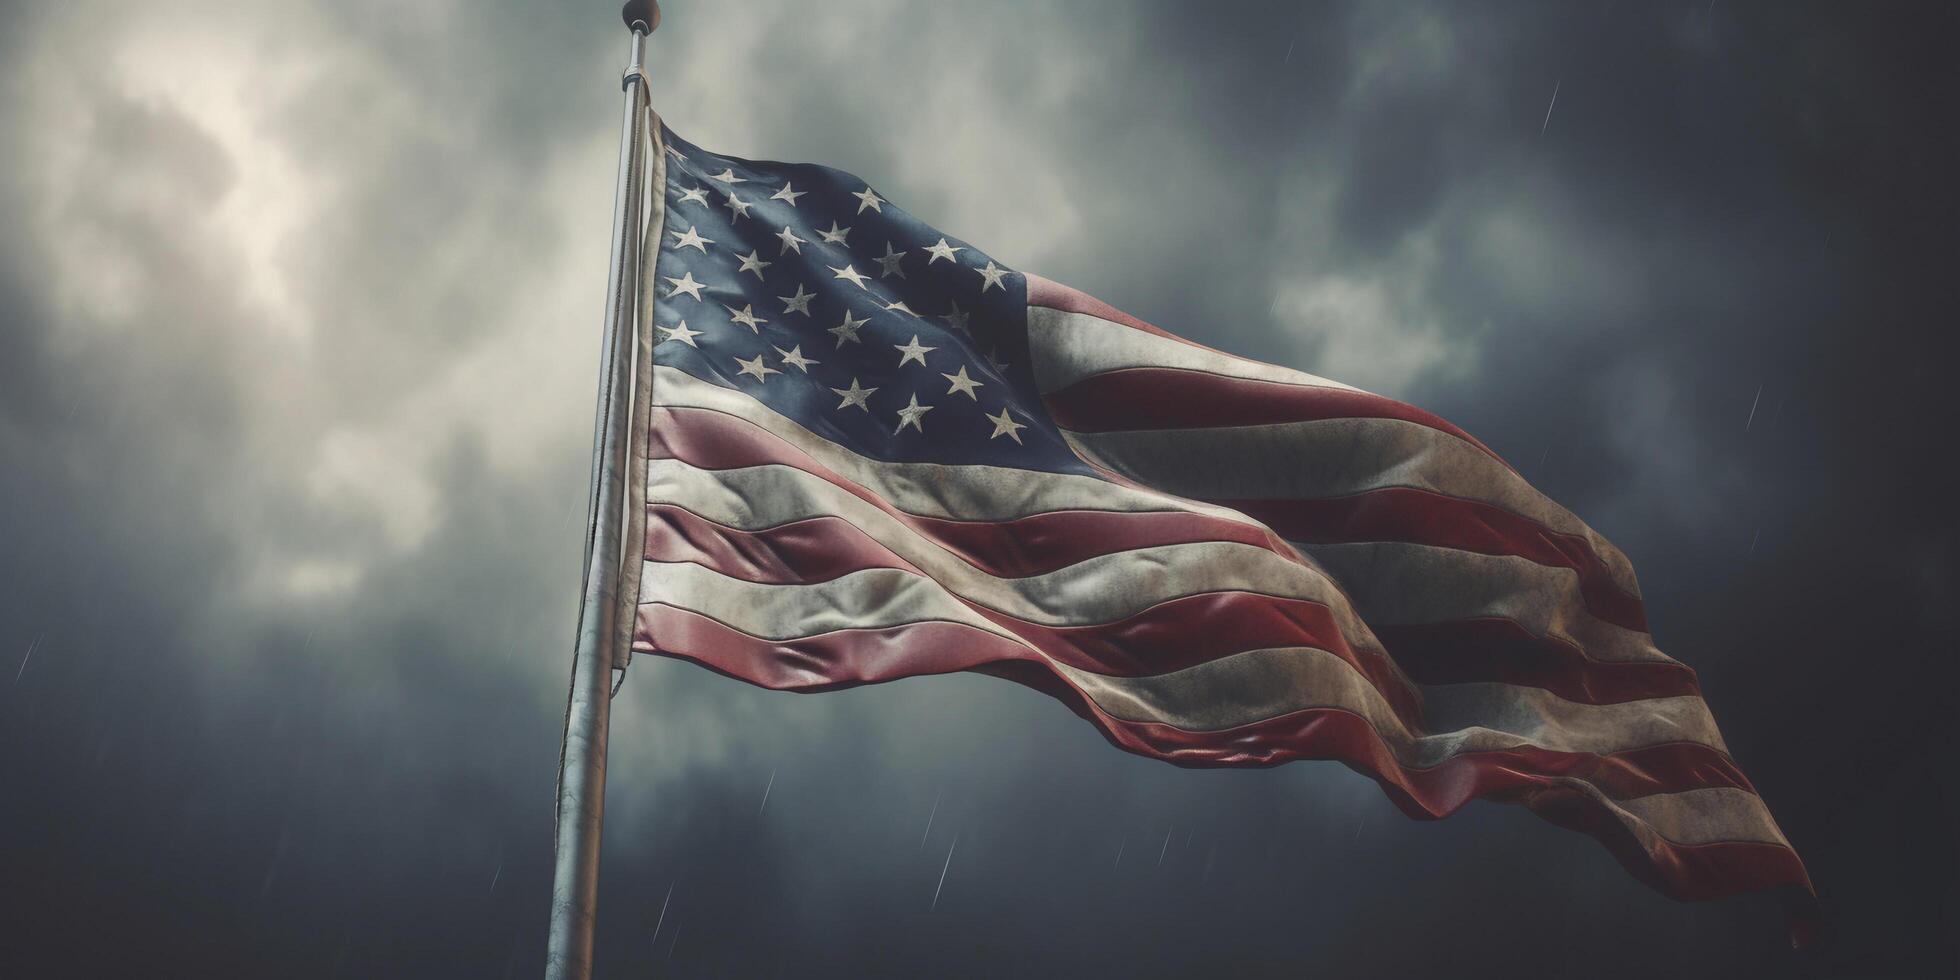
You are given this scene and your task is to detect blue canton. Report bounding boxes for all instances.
[653,129,1092,476]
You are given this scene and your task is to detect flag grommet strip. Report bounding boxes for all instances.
[611,109,668,674]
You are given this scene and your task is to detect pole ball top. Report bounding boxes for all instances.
[622,0,661,33]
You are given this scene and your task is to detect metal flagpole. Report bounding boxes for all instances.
[546,4,661,978]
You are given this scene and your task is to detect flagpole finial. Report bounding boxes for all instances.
[622,0,661,33]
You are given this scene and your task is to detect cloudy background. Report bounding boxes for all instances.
[2,1,1954,976]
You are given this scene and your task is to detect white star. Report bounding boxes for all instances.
[924,237,963,264]
[828,310,869,347]
[778,283,816,315]
[942,365,984,400]
[817,221,851,246]
[940,300,970,333]
[895,335,937,368]
[676,186,709,208]
[775,225,806,255]
[663,272,706,301]
[830,378,877,411]
[853,186,886,213]
[986,407,1027,444]
[977,261,1009,292]
[774,344,819,372]
[769,182,807,207]
[874,242,907,279]
[733,354,778,383]
[725,303,768,332]
[656,319,702,347]
[736,249,772,280]
[671,225,712,252]
[663,143,685,163]
[830,264,871,290]
[707,167,745,184]
[883,299,918,317]
[723,192,754,222]
[894,393,934,433]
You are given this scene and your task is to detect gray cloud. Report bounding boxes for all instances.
[2,2,1954,977]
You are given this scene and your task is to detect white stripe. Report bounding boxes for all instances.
[1027,305,1361,395]
[644,559,1020,642]
[1065,419,1638,595]
[1424,681,1728,755]
[651,365,1253,526]
[1297,541,1674,667]
[1611,786,1790,848]
[645,562,1738,782]
[1052,647,1724,756]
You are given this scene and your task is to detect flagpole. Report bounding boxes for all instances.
[546,4,660,979]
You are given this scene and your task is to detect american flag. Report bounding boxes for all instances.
[631,124,1813,921]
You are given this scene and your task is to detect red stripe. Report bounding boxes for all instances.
[1027,275,1523,490]
[1226,490,1649,633]
[1027,273,1222,352]
[634,607,1771,826]
[1522,783,1812,907]
[1375,620,1700,704]
[1043,364,1505,463]
[645,503,1422,722]
[649,404,1303,569]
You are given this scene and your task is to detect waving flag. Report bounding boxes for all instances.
[629,123,1812,920]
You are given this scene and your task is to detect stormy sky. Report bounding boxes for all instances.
[2,1,1954,977]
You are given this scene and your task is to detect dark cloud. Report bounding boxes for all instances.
[2,1,1954,977]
